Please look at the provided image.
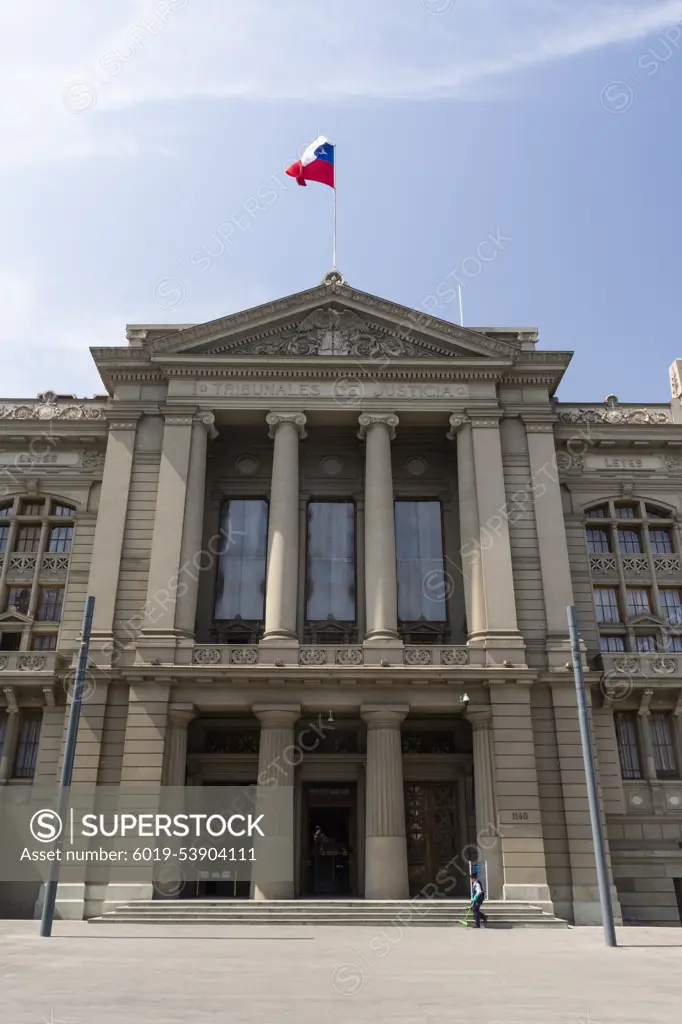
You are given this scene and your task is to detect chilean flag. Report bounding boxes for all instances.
[286,137,335,188]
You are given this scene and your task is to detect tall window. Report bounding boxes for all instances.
[650,529,673,554]
[660,589,682,625]
[48,526,73,553]
[395,501,447,623]
[586,528,610,553]
[214,499,268,622]
[12,710,42,779]
[615,712,642,780]
[626,588,651,617]
[306,502,355,624]
[618,529,641,554]
[15,526,41,553]
[0,526,9,552]
[650,713,679,779]
[600,636,625,652]
[594,588,620,623]
[36,587,63,622]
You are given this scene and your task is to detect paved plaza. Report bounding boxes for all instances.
[1,921,680,1024]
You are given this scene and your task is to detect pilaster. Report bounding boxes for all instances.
[467,707,504,899]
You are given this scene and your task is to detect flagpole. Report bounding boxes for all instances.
[333,174,337,270]
[458,284,464,326]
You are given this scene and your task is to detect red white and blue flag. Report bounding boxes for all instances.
[286,136,335,188]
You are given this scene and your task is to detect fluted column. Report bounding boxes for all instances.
[163,705,195,786]
[361,705,409,898]
[448,416,485,636]
[358,414,399,644]
[638,690,658,781]
[468,709,504,899]
[262,413,306,643]
[251,704,300,899]
[175,413,217,636]
[0,705,19,783]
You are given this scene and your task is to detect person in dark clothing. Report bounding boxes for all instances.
[470,872,487,928]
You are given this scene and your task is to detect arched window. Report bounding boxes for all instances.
[0,496,76,652]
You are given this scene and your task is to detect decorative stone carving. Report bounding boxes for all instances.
[336,647,363,665]
[357,413,399,441]
[9,554,37,574]
[441,648,469,666]
[193,647,221,664]
[404,647,432,666]
[621,555,650,575]
[80,451,106,470]
[41,554,70,574]
[231,647,258,665]
[651,656,676,674]
[300,648,327,665]
[558,395,669,425]
[0,391,105,421]
[589,554,617,575]
[556,451,584,472]
[248,308,430,359]
[235,455,259,476]
[18,655,45,671]
[613,655,640,675]
[653,555,681,575]
[0,657,7,670]
[266,412,307,440]
[445,414,469,439]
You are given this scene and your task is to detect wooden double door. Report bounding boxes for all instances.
[404,782,463,898]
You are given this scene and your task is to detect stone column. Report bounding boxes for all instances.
[262,414,307,644]
[175,414,216,637]
[638,689,658,781]
[448,416,485,637]
[140,413,195,642]
[251,704,300,899]
[0,704,19,783]
[163,705,196,786]
[361,704,409,898]
[523,416,575,666]
[21,520,50,649]
[87,416,139,655]
[467,708,504,899]
[357,414,399,644]
[468,412,524,661]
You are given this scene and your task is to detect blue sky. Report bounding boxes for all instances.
[2,0,682,402]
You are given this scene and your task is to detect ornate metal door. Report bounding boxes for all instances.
[404,783,459,898]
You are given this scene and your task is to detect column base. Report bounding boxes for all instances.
[251,880,295,900]
[364,837,409,898]
[503,882,553,915]
[363,630,401,645]
[467,631,527,667]
[135,630,185,665]
[259,631,299,646]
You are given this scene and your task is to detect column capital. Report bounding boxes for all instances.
[361,704,409,729]
[105,411,142,432]
[446,413,470,439]
[253,703,301,728]
[2,687,18,713]
[266,412,307,440]
[466,707,493,730]
[195,411,218,439]
[168,703,196,727]
[357,413,399,441]
[467,410,503,428]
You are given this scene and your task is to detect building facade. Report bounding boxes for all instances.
[1,274,682,924]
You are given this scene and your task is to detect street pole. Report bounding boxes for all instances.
[40,595,95,937]
[566,604,617,947]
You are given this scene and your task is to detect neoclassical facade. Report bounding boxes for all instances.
[1,274,682,924]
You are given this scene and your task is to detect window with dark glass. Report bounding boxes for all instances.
[615,712,642,779]
[594,588,620,623]
[650,529,673,554]
[585,505,607,518]
[15,526,41,553]
[626,588,650,617]
[0,503,11,516]
[618,529,641,554]
[52,503,75,517]
[32,634,57,651]
[36,587,63,622]
[214,499,268,622]
[660,588,682,625]
[306,502,356,624]
[395,501,447,623]
[636,636,657,652]
[586,528,611,553]
[600,636,625,653]
[665,636,682,652]
[48,526,73,553]
[6,587,30,614]
[0,526,9,552]
[615,504,637,519]
[0,632,21,651]
[647,506,668,519]
[20,501,44,516]
[650,712,678,779]
[12,710,42,779]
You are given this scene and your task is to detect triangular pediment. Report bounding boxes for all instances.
[143,280,521,363]
[0,607,32,627]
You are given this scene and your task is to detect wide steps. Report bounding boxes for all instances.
[90,899,568,927]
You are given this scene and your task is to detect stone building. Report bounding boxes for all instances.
[1,273,682,925]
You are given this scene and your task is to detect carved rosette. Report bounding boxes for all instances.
[231,647,258,665]
[300,648,327,665]
[193,647,221,664]
[651,656,676,675]
[613,656,639,675]
[336,647,363,666]
[404,647,432,666]
[18,655,45,671]
[441,648,468,666]
[0,657,7,671]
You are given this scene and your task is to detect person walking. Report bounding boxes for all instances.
[470,872,487,928]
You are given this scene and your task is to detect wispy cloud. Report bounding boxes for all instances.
[2,1,682,170]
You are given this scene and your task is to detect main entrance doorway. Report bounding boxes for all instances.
[302,783,357,897]
[405,782,463,898]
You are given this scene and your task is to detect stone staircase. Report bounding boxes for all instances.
[90,899,569,927]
